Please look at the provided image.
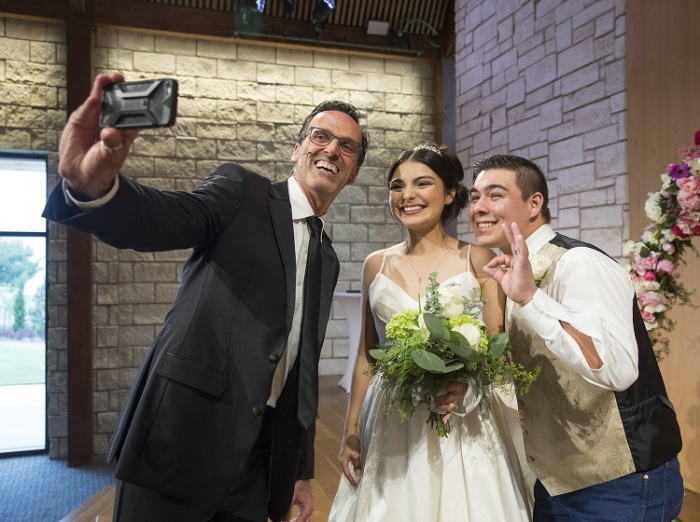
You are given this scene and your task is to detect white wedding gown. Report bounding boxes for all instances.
[329,256,533,522]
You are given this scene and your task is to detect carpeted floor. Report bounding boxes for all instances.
[0,453,116,522]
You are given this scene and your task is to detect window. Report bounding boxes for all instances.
[0,151,48,454]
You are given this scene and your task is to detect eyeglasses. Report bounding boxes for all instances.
[305,127,361,157]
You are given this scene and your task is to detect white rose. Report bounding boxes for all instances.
[530,253,553,284]
[438,285,465,318]
[623,240,642,257]
[644,192,662,222]
[452,323,482,349]
[416,313,431,342]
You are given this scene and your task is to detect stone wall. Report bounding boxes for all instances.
[454,0,628,258]
[0,17,437,456]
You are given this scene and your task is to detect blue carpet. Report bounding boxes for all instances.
[0,454,116,522]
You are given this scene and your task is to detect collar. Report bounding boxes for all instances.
[287,176,326,230]
[526,224,556,257]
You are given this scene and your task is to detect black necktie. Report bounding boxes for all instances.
[297,216,323,428]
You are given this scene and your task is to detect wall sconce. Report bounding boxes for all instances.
[312,0,335,33]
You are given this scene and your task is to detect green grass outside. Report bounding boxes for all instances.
[0,339,45,386]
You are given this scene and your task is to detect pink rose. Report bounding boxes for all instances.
[643,270,657,282]
[672,224,689,238]
[634,252,659,270]
[655,259,675,274]
[639,291,667,307]
[677,189,700,211]
[640,309,656,323]
[676,177,700,208]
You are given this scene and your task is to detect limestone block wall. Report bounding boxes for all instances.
[453,0,628,258]
[0,16,437,456]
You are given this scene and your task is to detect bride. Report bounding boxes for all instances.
[329,144,533,521]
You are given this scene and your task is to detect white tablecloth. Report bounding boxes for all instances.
[333,291,362,392]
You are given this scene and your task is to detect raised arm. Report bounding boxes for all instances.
[58,73,140,199]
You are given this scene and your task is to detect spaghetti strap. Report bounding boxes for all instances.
[378,248,390,275]
[466,243,472,274]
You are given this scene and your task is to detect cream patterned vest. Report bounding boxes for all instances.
[509,236,681,495]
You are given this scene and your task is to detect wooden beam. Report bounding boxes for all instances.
[0,0,63,21]
[64,0,95,467]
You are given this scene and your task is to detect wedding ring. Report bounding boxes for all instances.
[100,140,123,154]
[514,248,521,256]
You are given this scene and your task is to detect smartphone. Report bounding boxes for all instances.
[99,78,178,128]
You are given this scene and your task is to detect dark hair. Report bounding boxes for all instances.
[387,144,469,226]
[297,100,370,166]
[472,154,551,223]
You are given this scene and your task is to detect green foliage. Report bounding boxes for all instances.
[0,239,39,287]
[12,285,26,331]
[28,283,46,336]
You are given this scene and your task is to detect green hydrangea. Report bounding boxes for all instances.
[385,309,420,341]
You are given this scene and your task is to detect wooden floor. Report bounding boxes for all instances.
[61,375,700,522]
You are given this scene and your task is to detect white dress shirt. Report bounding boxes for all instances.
[267,175,324,406]
[509,224,639,391]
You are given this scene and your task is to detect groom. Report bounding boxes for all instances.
[468,154,683,521]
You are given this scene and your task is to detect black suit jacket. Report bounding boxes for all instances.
[42,164,339,519]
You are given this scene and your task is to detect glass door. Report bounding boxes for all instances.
[0,152,48,455]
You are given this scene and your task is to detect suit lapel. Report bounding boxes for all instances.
[269,180,296,333]
[317,234,338,342]
[270,178,338,343]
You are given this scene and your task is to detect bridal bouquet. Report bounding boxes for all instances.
[368,273,539,437]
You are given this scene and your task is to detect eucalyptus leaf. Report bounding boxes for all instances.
[369,348,386,360]
[424,312,450,341]
[443,362,464,372]
[450,330,470,347]
[489,333,509,359]
[412,349,447,372]
[446,340,475,359]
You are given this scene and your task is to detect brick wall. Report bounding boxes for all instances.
[0,17,437,456]
[453,0,628,258]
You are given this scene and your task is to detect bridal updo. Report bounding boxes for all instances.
[387,143,470,226]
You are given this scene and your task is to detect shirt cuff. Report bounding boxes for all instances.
[62,176,120,210]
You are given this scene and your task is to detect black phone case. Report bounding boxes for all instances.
[100,78,178,128]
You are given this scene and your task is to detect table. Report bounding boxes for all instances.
[333,291,362,392]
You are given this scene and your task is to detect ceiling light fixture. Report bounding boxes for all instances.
[394,18,441,48]
[312,0,335,34]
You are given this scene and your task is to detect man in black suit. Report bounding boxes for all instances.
[43,73,370,522]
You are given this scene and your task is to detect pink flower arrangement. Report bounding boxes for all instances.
[625,131,700,359]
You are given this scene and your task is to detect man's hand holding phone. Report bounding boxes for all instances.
[58,74,177,201]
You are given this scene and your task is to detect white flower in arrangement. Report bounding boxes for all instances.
[645,192,663,221]
[437,285,466,318]
[623,240,643,257]
[642,228,662,246]
[451,322,482,348]
[415,314,432,343]
[660,172,672,190]
[530,253,553,285]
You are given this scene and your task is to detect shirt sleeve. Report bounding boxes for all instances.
[61,176,120,209]
[516,247,639,391]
